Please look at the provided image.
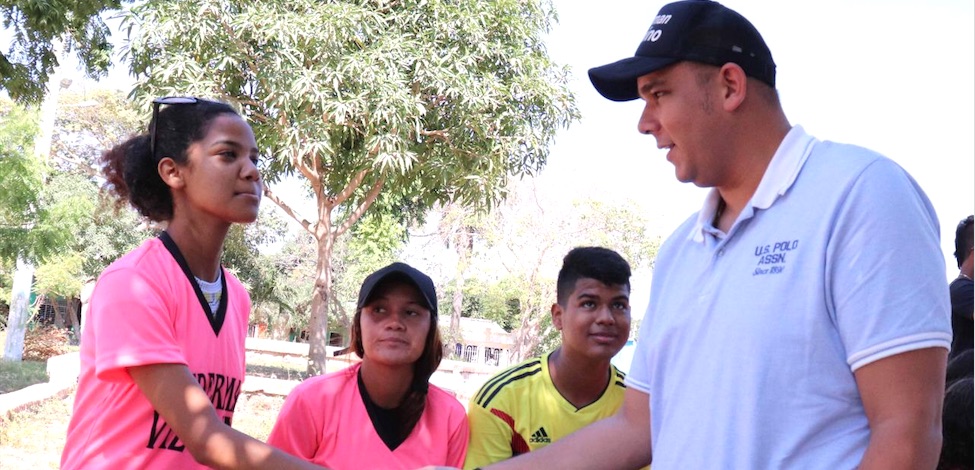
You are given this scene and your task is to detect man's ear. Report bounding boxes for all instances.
[718,62,748,112]
[551,303,563,331]
[157,157,185,190]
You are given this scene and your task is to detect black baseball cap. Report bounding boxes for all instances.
[588,0,776,102]
[357,262,438,318]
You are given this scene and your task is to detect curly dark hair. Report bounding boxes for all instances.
[100,98,239,221]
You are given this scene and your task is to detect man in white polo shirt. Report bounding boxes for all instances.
[478,1,952,469]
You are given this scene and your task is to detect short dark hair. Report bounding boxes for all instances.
[556,247,632,306]
[101,98,240,221]
[954,215,974,269]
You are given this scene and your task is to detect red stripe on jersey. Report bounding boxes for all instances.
[490,408,530,455]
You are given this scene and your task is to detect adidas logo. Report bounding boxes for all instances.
[529,426,551,444]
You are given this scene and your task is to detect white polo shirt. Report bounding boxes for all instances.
[627,126,951,469]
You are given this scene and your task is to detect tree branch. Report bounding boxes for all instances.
[420,129,449,142]
[51,154,99,179]
[292,148,321,185]
[335,176,385,237]
[263,186,315,237]
[332,168,369,207]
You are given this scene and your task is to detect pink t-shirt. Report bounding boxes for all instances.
[268,363,469,469]
[61,236,250,469]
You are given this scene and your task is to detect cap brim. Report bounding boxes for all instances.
[588,56,680,102]
[358,265,438,316]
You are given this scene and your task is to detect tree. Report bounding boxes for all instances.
[0,0,123,104]
[265,229,318,340]
[124,0,578,374]
[437,202,483,339]
[0,98,43,262]
[0,97,85,359]
[328,211,407,337]
[27,90,153,342]
[51,89,144,176]
[221,205,297,338]
[52,89,153,278]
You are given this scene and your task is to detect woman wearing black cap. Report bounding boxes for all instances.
[268,262,469,469]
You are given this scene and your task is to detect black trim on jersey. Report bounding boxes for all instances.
[357,368,412,451]
[159,231,228,336]
[480,367,543,408]
[613,365,627,388]
[473,359,542,407]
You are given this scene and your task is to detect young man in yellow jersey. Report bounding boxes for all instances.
[464,246,633,469]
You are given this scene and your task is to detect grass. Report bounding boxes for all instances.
[246,354,312,382]
[0,360,48,393]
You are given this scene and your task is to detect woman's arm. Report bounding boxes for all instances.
[130,363,324,470]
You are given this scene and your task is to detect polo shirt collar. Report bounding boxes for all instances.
[689,125,817,243]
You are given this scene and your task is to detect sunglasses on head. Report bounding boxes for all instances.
[150,96,200,161]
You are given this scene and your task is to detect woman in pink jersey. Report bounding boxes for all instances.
[61,97,320,470]
[268,262,469,469]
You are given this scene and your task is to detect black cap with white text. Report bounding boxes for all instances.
[588,0,776,102]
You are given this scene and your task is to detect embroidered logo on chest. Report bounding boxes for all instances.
[752,239,799,276]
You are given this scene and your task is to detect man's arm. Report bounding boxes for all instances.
[483,388,652,470]
[854,347,947,470]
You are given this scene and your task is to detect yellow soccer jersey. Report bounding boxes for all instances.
[464,351,628,470]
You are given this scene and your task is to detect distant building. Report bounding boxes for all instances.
[448,317,515,367]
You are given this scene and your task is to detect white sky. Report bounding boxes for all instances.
[8,0,972,310]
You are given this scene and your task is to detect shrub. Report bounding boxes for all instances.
[23,326,71,361]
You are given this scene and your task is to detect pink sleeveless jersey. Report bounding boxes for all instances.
[61,237,249,469]
[268,363,469,469]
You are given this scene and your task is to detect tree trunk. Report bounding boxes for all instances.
[78,280,95,344]
[3,43,64,361]
[54,296,65,328]
[67,297,82,345]
[306,220,336,376]
[508,269,549,363]
[450,227,469,337]
[2,259,34,361]
[447,276,463,361]
[450,278,463,336]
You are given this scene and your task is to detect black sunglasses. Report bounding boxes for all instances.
[150,96,200,161]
